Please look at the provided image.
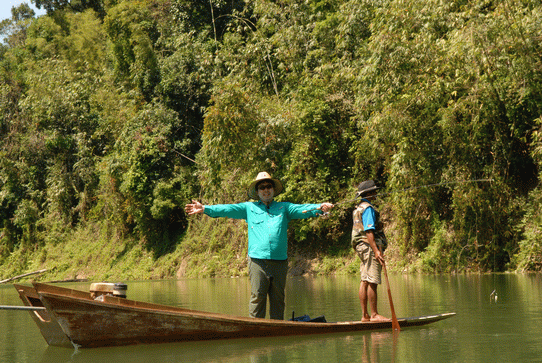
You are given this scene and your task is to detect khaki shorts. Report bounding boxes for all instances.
[355,243,382,285]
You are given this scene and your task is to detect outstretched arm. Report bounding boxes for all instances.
[293,202,335,218]
[185,200,204,215]
[185,201,248,219]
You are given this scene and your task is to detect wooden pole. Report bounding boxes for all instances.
[0,269,48,284]
[379,245,400,331]
[0,305,46,311]
[381,258,401,331]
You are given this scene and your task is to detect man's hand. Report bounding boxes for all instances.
[320,202,334,213]
[185,200,204,215]
[375,250,385,266]
[367,230,385,265]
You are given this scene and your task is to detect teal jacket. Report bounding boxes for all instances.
[204,201,323,260]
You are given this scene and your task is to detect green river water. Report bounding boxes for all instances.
[1,274,541,362]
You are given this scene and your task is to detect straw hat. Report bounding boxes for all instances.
[247,172,284,200]
[355,180,379,198]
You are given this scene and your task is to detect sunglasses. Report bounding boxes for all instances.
[258,183,274,191]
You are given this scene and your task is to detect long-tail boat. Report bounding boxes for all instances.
[17,283,455,348]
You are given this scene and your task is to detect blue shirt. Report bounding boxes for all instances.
[204,201,323,260]
[361,199,377,231]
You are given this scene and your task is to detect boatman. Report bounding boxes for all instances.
[352,180,390,322]
[185,172,334,320]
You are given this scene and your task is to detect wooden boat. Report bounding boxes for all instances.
[13,284,72,348]
[29,282,455,348]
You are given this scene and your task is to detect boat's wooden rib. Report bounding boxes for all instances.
[30,282,455,349]
[13,284,73,348]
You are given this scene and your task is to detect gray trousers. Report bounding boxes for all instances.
[248,257,288,320]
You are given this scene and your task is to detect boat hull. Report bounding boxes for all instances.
[32,283,455,348]
[13,284,72,348]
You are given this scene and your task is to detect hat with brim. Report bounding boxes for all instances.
[247,172,284,200]
[355,180,379,198]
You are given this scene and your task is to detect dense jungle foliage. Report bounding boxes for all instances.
[1,0,542,281]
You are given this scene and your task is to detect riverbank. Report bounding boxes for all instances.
[0,213,494,284]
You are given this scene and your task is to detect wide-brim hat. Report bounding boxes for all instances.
[355,180,379,198]
[247,172,284,200]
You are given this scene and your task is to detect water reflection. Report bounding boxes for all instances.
[358,331,398,363]
[38,331,402,363]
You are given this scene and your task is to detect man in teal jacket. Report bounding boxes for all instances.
[185,172,334,319]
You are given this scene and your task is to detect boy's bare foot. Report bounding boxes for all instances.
[370,314,391,322]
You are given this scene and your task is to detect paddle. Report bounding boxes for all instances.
[380,246,400,332]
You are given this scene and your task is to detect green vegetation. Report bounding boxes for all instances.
[1,0,542,282]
